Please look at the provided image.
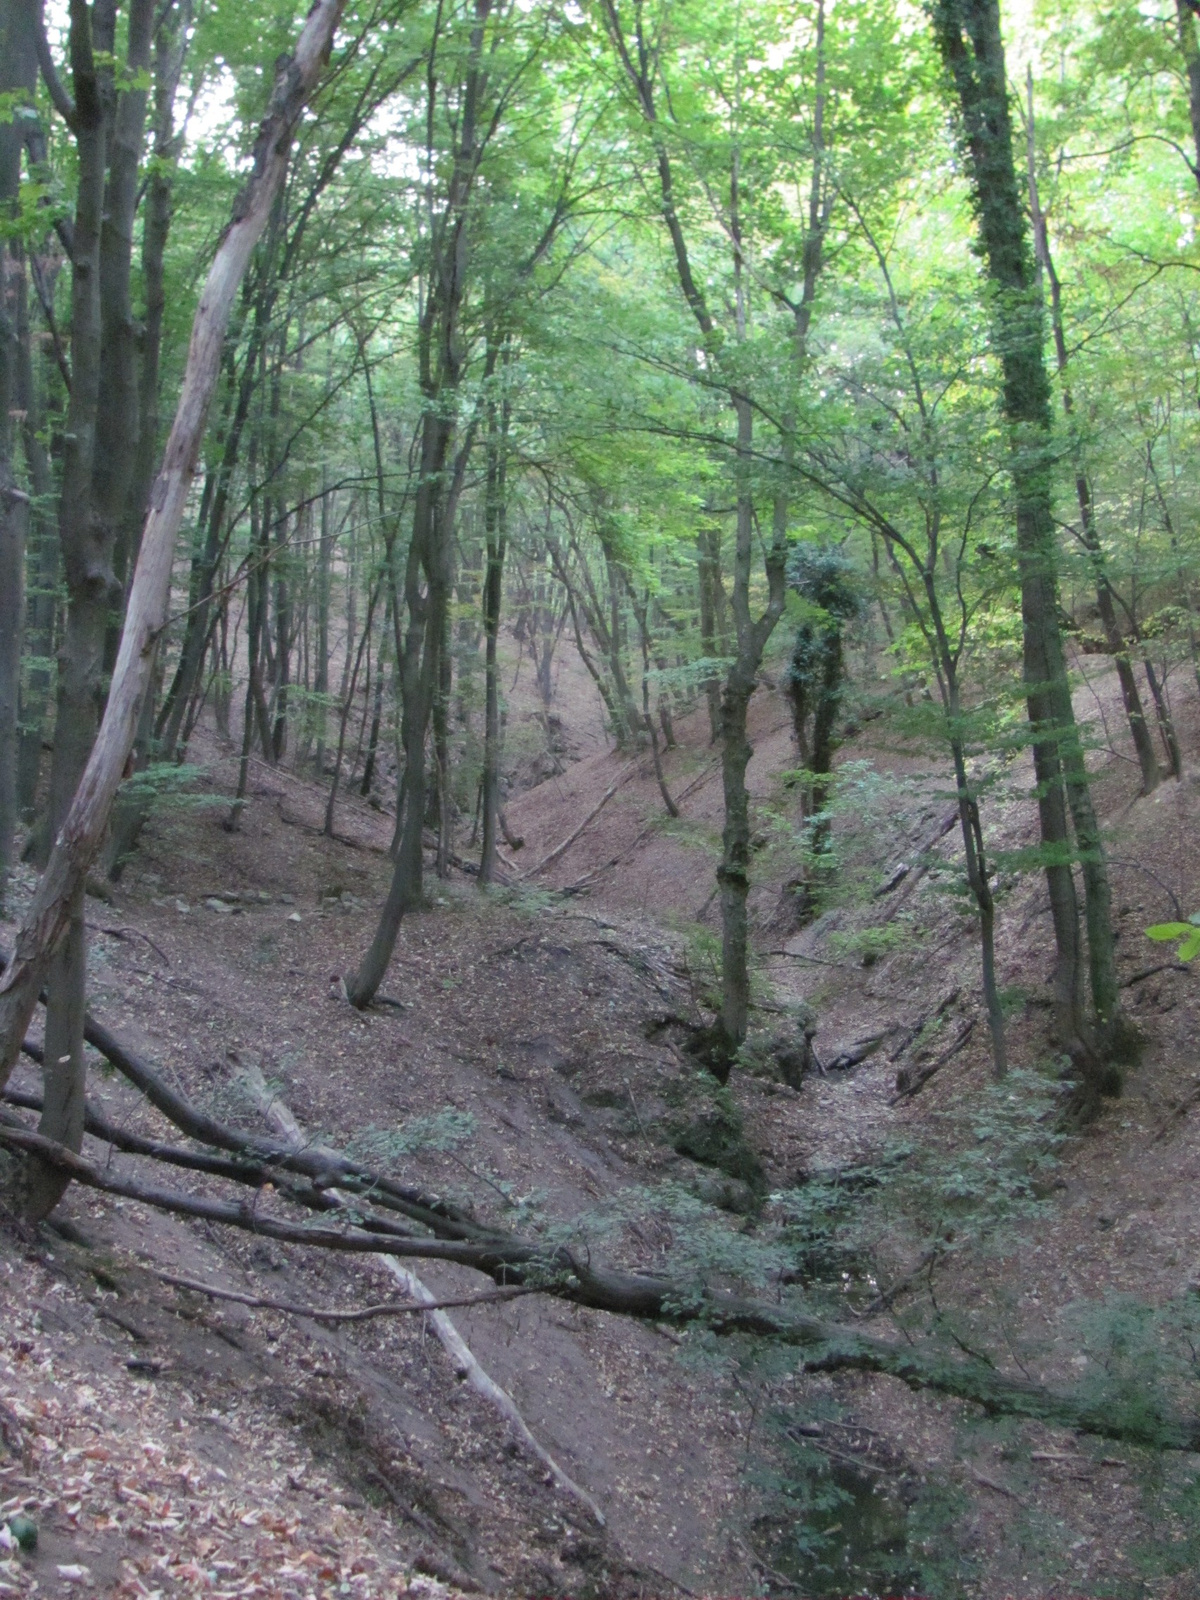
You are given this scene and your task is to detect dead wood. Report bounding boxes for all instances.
[86,923,171,964]
[74,1005,489,1238]
[4,1077,329,1193]
[821,1032,888,1073]
[148,1268,538,1322]
[517,760,638,881]
[968,1467,1026,1505]
[5,1117,1200,1453]
[887,989,961,1063]
[879,807,958,924]
[236,1063,607,1527]
[1121,962,1190,988]
[892,1018,975,1102]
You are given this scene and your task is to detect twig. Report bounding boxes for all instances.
[764,949,848,968]
[87,923,171,965]
[968,1466,1027,1505]
[147,1268,538,1322]
[1121,962,1189,988]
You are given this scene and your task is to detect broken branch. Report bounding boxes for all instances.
[147,1268,539,1322]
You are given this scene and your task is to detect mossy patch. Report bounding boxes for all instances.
[664,1074,765,1194]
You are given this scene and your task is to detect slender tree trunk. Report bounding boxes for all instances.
[628,581,678,818]
[325,574,380,837]
[103,0,185,877]
[314,479,333,773]
[697,520,722,744]
[96,0,154,641]
[346,0,493,1007]
[1141,654,1182,777]
[14,262,57,823]
[713,396,787,1066]
[479,375,510,887]
[361,596,390,796]
[1025,84,1160,795]
[0,0,31,912]
[1176,0,1200,187]
[28,0,116,1220]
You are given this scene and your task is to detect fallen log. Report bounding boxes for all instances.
[148,1268,538,1323]
[892,1018,975,1102]
[4,1117,1200,1453]
[880,807,958,924]
[237,1063,606,1527]
[518,760,639,881]
[888,989,961,1064]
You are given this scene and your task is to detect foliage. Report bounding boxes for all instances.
[1146,913,1200,962]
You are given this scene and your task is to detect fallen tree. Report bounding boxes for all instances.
[4,1000,1200,1455]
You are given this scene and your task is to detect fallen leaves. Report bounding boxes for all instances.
[0,1259,467,1599]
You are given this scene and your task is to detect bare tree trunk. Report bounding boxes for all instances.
[696,519,722,744]
[1025,82,1160,796]
[1141,654,1182,777]
[103,0,181,879]
[325,574,381,837]
[1176,0,1200,188]
[28,0,119,1221]
[479,368,510,887]
[14,261,57,824]
[627,580,678,819]
[347,1,493,1006]
[360,596,390,796]
[0,0,31,913]
[0,0,347,1111]
[314,478,333,773]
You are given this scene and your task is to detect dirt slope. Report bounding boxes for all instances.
[3,647,1200,1598]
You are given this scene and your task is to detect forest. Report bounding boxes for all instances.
[3,0,1200,1592]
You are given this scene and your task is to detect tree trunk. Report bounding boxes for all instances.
[96,0,154,632]
[14,258,57,825]
[0,0,348,1111]
[346,1,493,1006]
[1024,84,1160,796]
[314,479,333,773]
[479,372,510,887]
[934,0,1121,1090]
[697,519,723,744]
[30,0,118,1220]
[0,0,31,913]
[1176,0,1200,187]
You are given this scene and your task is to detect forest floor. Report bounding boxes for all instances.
[3,646,1200,1599]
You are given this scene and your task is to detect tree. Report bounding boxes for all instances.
[0,0,349,1120]
[932,0,1123,1097]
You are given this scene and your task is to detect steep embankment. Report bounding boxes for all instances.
[3,650,1200,1597]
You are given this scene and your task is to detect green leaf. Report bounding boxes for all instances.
[1146,923,1192,942]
